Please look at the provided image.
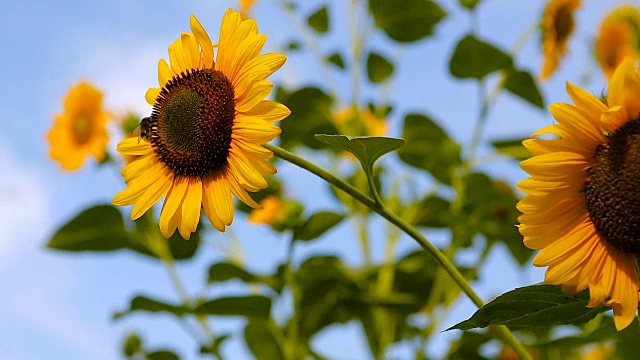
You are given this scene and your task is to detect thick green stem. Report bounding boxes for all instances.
[264,143,531,360]
[285,235,301,360]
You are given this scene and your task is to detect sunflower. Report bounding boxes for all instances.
[333,106,387,137]
[239,0,259,17]
[539,0,581,80]
[112,9,290,239]
[47,81,111,171]
[595,5,640,79]
[518,58,640,330]
[248,195,283,224]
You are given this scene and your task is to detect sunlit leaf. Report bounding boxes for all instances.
[366,52,394,83]
[244,321,284,360]
[449,35,513,80]
[307,6,329,33]
[294,211,346,241]
[114,295,187,319]
[147,350,180,360]
[490,137,532,161]
[397,114,461,184]
[315,135,406,176]
[369,0,446,42]
[208,262,257,283]
[277,87,337,150]
[48,204,130,252]
[504,69,545,109]
[194,295,271,320]
[448,284,607,330]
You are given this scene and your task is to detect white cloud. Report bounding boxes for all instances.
[0,142,49,263]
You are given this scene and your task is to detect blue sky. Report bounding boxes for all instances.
[0,0,630,359]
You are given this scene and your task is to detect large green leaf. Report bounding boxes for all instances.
[47,204,130,251]
[208,262,257,283]
[146,350,180,360]
[397,114,461,184]
[293,211,346,241]
[410,195,451,228]
[449,35,513,80]
[448,284,607,330]
[307,6,329,33]
[114,295,187,319]
[490,137,532,161]
[277,87,337,150]
[504,69,545,109]
[194,295,271,320]
[369,0,446,42]
[366,52,394,83]
[244,321,284,360]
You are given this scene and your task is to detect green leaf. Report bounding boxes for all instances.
[277,87,337,150]
[458,0,481,10]
[200,334,230,358]
[490,137,532,161]
[127,211,201,261]
[194,295,271,320]
[122,332,143,357]
[410,195,451,228]
[315,135,405,175]
[146,350,180,360]
[504,69,545,109]
[244,321,284,360]
[366,52,394,83]
[307,6,329,34]
[47,204,130,252]
[448,284,607,330]
[208,262,257,283]
[369,0,446,42]
[449,35,513,80]
[326,52,345,69]
[293,211,346,241]
[397,114,462,184]
[114,295,186,319]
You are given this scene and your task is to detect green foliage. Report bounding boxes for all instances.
[369,0,447,42]
[147,350,180,360]
[450,284,607,330]
[48,205,130,251]
[397,113,462,184]
[244,321,285,360]
[366,52,394,83]
[458,0,481,10]
[504,69,545,109]
[194,296,272,320]
[326,52,345,69]
[307,6,329,34]
[114,295,187,319]
[208,262,257,283]
[449,35,513,80]
[293,211,346,241]
[277,87,337,150]
[123,332,143,357]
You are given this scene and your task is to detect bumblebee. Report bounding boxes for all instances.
[133,116,152,143]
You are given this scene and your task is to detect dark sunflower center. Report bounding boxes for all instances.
[585,119,640,255]
[554,4,574,42]
[147,68,235,177]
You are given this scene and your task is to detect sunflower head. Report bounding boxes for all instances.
[518,57,640,330]
[539,0,581,80]
[595,5,640,79]
[112,9,290,239]
[47,81,111,171]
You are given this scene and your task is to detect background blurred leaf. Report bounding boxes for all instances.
[410,195,451,228]
[122,332,143,357]
[128,212,201,261]
[397,114,461,184]
[244,321,284,360]
[208,262,258,284]
[458,0,481,10]
[294,211,346,241]
[449,284,606,330]
[307,6,329,33]
[449,35,513,79]
[366,52,394,83]
[114,295,187,319]
[490,137,532,161]
[369,0,446,42]
[504,69,545,109]
[326,52,345,69]
[194,295,272,320]
[47,205,130,252]
[146,350,180,360]
[276,87,337,150]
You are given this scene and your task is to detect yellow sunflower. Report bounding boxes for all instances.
[539,0,581,80]
[239,0,259,17]
[112,9,290,239]
[518,58,640,330]
[333,106,387,137]
[248,195,283,224]
[595,5,640,79]
[47,81,111,171]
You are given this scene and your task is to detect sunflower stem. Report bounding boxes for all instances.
[265,143,532,360]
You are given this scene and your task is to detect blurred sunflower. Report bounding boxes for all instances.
[239,0,258,17]
[595,5,640,79]
[248,195,283,224]
[539,0,581,80]
[113,9,290,239]
[518,58,640,330]
[47,81,111,171]
[332,106,387,137]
